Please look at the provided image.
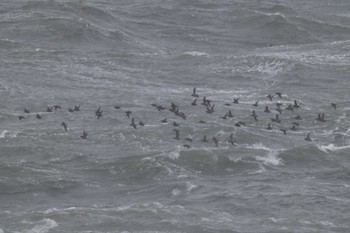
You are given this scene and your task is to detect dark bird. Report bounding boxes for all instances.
[114,105,121,110]
[74,105,80,111]
[280,129,287,135]
[316,113,326,122]
[267,94,273,101]
[36,114,42,119]
[24,108,30,113]
[233,98,239,104]
[130,118,137,129]
[292,122,299,127]
[68,108,75,113]
[18,116,25,120]
[290,125,298,131]
[212,137,219,147]
[276,103,283,109]
[227,110,234,118]
[201,135,208,142]
[224,103,231,106]
[96,110,103,119]
[183,144,191,149]
[191,87,199,98]
[264,106,270,113]
[47,106,53,112]
[206,104,214,114]
[305,132,312,141]
[54,105,61,110]
[80,131,88,139]
[294,115,302,120]
[228,133,235,145]
[173,129,180,140]
[238,121,246,126]
[95,106,102,114]
[161,118,167,123]
[151,103,158,107]
[266,123,272,130]
[61,122,67,131]
[173,121,179,127]
[185,137,193,143]
[125,111,132,118]
[234,122,241,127]
[275,92,282,98]
[331,103,336,110]
[198,120,206,124]
[191,99,197,106]
[293,100,300,108]
[221,114,228,120]
[156,105,166,111]
[252,101,259,107]
[138,121,145,126]
[286,104,294,111]
[271,114,281,123]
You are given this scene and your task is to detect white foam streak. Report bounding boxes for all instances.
[26,218,58,233]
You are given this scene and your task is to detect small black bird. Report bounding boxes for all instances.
[267,94,273,101]
[61,122,67,131]
[224,103,231,106]
[252,101,259,107]
[80,131,88,139]
[130,118,137,129]
[293,100,300,108]
[264,106,270,113]
[74,105,80,111]
[266,123,272,130]
[191,87,199,98]
[275,92,282,98]
[201,135,208,142]
[198,120,206,124]
[294,115,302,120]
[96,110,103,119]
[161,118,167,123]
[68,108,74,113]
[173,129,180,140]
[280,129,287,135]
[47,106,53,112]
[138,121,145,126]
[206,104,214,114]
[125,111,132,118]
[212,137,219,147]
[54,105,61,110]
[36,114,42,119]
[271,114,281,123]
[286,104,294,111]
[305,132,312,141]
[185,137,193,143]
[228,133,235,145]
[114,105,121,110]
[183,144,191,149]
[18,116,25,120]
[331,103,336,110]
[173,121,179,127]
[24,108,30,113]
[316,113,326,122]
[191,99,197,106]
[227,110,234,118]
[233,98,239,104]
[157,105,166,111]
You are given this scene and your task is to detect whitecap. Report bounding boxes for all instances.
[255,150,284,166]
[318,143,350,153]
[26,218,58,233]
[183,51,209,57]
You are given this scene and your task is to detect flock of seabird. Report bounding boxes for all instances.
[16,88,338,149]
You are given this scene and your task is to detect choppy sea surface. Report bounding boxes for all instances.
[1,0,350,232]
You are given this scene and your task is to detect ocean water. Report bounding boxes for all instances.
[1,0,350,232]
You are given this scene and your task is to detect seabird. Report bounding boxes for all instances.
[191,88,199,98]
[251,110,258,121]
[157,105,166,111]
[68,108,75,112]
[264,106,270,113]
[114,105,121,110]
[125,111,132,118]
[234,122,241,127]
[294,115,302,120]
[292,122,299,127]
[74,105,80,111]
[221,114,228,120]
[271,114,281,123]
[305,132,312,141]
[275,92,282,98]
[233,98,239,104]
[293,100,300,108]
[47,106,53,112]
[212,137,219,147]
[130,118,137,129]
[24,108,30,113]
[206,104,214,114]
[173,129,180,140]
[61,122,67,131]
[227,110,234,118]
[161,118,167,123]
[331,103,336,110]
[290,125,297,131]
[280,129,287,135]
[252,101,259,107]
[138,121,145,126]
[228,133,235,145]
[173,121,179,127]
[95,106,102,114]
[80,131,88,139]
[36,114,42,119]
[224,103,231,106]
[267,94,273,101]
[266,123,272,130]
[185,137,193,143]
[18,116,25,120]
[54,105,61,110]
[276,103,283,109]
[191,99,197,106]
[316,113,326,122]
[96,110,103,119]
[183,144,191,149]
[198,120,206,124]
[286,104,294,111]
[201,135,208,142]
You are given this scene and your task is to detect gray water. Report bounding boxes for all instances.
[1,0,350,232]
